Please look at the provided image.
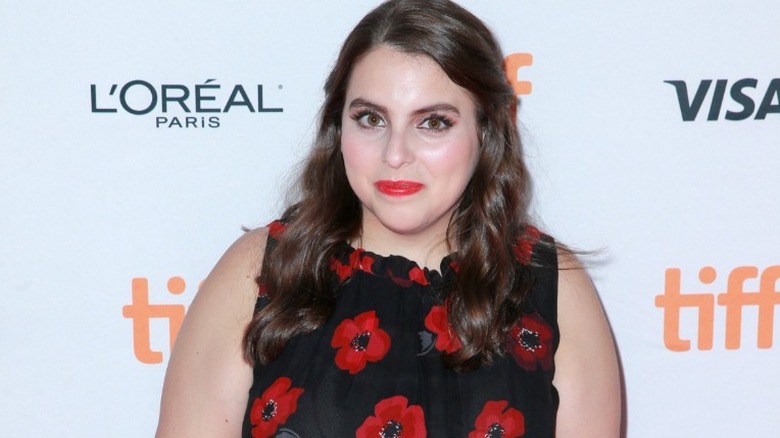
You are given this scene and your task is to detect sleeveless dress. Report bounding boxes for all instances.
[242,220,560,438]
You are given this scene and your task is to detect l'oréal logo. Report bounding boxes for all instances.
[90,79,284,128]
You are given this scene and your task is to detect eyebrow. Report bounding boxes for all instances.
[347,98,461,116]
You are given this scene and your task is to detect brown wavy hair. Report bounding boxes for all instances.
[244,0,537,372]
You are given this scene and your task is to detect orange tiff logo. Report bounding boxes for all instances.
[655,265,780,351]
[504,53,533,96]
[122,276,190,364]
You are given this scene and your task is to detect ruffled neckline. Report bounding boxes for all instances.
[330,241,457,291]
[265,218,548,291]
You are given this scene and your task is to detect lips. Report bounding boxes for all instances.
[375,180,424,196]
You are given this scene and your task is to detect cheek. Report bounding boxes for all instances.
[340,130,376,181]
[455,133,480,177]
[419,139,479,178]
[340,136,359,165]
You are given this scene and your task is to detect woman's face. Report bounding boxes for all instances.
[340,46,480,243]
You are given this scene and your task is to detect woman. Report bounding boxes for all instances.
[156,1,621,437]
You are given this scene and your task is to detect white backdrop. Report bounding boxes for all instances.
[2,1,778,437]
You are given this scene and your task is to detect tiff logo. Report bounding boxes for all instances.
[655,265,780,351]
[504,53,533,96]
[122,277,190,364]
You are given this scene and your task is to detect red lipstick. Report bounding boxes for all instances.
[375,180,424,196]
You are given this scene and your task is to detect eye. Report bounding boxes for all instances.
[351,110,386,129]
[364,113,383,127]
[419,113,454,132]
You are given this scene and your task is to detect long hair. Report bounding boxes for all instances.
[244,0,534,371]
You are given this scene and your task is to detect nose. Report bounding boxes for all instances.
[381,128,413,168]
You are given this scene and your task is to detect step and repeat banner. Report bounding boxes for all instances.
[2,1,778,436]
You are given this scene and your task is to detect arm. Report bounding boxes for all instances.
[155,228,268,438]
[553,250,622,438]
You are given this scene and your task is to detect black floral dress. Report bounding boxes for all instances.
[242,220,559,438]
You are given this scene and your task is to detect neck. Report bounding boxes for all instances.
[356,217,451,271]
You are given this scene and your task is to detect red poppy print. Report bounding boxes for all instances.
[249,377,304,438]
[424,305,462,353]
[386,271,414,288]
[468,400,525,438]
[508,312,553,371]
[257,281,268,297]
[266,220,287,240]
[331,310,391,374]
[408,266,429,286]
[356,395,426,438]
[330,257,353,283]
[512,225,541,265]
[330,248,375,283]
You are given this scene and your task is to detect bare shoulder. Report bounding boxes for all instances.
[556,248,593,293]
[181,227,268,329]
[200,226,269,297]
[553,246,622,438]
[555,248,608,315]
[155,227,269,438]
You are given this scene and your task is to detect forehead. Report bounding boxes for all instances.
[345,45,475,110]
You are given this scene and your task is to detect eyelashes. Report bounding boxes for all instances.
[419,113,454,131]
[350,110,386,129]
[349,109,456,132]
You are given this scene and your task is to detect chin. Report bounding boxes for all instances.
[378,217,442,237]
